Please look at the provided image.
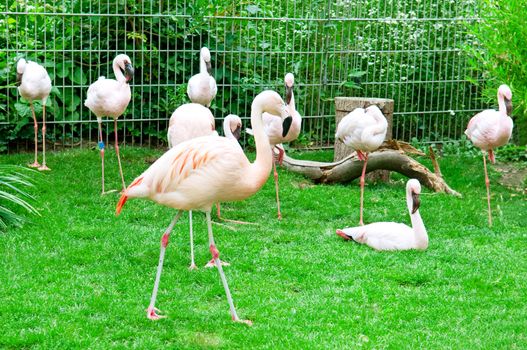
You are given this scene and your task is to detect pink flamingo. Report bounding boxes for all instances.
[116,90,292,324]
[465,84,514,227]
[336,179,428,251]
[85,54,134,194]
[187,47,217,107]
[335,105,388,225]
[248,73,300,219]
[167,103,217,269]
[17,59,52,171]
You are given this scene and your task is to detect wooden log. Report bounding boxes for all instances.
[282,141,461,196]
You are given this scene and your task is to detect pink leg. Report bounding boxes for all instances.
[38,102,50,171]
[275,145,285,165]
[205,211,252,326]
[188,210,197,270]
[273,159,282,220]
[114,119,126,192]
[482,152,492,227]
[214,202,256,226]
[147,211,183,320]
[359,154,368,226]
[28,102,40,168]
[216,203,221,219]
[97,120,107,195]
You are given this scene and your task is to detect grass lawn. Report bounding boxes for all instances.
[1,147,526,349]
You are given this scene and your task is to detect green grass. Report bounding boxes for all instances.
[1,147,526,349]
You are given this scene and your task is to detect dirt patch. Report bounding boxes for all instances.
[494,163,527,192]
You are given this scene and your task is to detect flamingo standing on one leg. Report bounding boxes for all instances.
[465,84,514,227]
[116,90,292,323]
[85,54,134,194]
[17,59,52,171]
[187,47,217,107]
[336,179,428,251]
[248,73,300,219]
[167,103,217,269]
[335,105,388,225]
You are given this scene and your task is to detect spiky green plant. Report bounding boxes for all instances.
[0,165,39,231]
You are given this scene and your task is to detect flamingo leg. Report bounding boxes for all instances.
[214,202,256,226]
[273,158,282,220]
[216,203,221,219]
[97,119,108,195]
[28,102,40,168]
[38,102,50,171]
[188,210,197,270]
[114,118,126,192]
[482,152,492,227]
[359,153,368,226]
[205,211,252,326]
[146,211,183,320]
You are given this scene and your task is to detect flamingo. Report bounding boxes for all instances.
[465,84,514,227]
[248,73,300,219]
[85,54,134,194]
[187,47,217,107]
[167,103,217,269]
[335,105,388,225]
[336,179,428,251]
[16,59,52,171]
[115,90,292,324]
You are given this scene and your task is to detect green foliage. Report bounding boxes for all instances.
[0,165,39,231]
[467,0,527,144]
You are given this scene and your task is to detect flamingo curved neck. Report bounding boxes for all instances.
[406,192,428,249]
[113,61,126,83]
[223,119,233,139]
[497,92,507,116]
[200,56,207,74]
[249,103,273,187]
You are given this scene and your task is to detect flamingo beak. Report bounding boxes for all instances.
[411,191,420,214]
[282,116,293,137]
[16,72,22,86]
[124,63,134,82]
[285,85,293,105]
[504,97,512,116]
[336,229,351,240]
[232,125,242,141]
[206,61,212,75]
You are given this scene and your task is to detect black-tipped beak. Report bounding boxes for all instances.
[206,61,212,75]
[411,191,420,214]
[285,85,293,105]
[16,72,22,86]
[125,63,134,82]
[232,125,241,140]
[505,97,512,116]
[282,116,293,137]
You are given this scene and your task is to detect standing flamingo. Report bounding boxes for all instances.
[17,59,52,170]
[336,179,428,251]
[248,73,300,219]
[187,47,217,107]
[335,105,388,225]
[85,54,134,194]
[167,103,217,269]
[465,84,514,227]
[116,90,292,323]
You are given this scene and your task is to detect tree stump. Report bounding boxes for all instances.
[334,97,395,182]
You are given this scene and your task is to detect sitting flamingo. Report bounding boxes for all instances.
[336,179,428,251]
[465,84,514,227]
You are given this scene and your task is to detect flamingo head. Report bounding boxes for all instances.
[114,54,134,82]
[226,114,242,140]
[284,73,295,104]
[498,84,512,116]
[407,179,421,214]
[254,90,293,137]
[200,47,212,74]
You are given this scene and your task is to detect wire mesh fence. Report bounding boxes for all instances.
[0,0,484,153]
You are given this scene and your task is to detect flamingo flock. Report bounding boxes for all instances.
[14,46,515,325]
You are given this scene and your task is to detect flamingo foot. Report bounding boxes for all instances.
[189,263,198,270]
[146,306,166,320]
[234,318,253,326]
[336,229,351,240]
[38,164,51,171]
[205,259,230,268]
[101,189,118,196]
[220,218,257,225]
[28,161,40,168]
[277,212,282,220]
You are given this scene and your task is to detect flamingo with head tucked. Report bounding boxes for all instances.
[85,54,134,194]
[336,179,428,251]
[187,47,217,107]
[335,105,388,225]
[465,84,514,227]
[17,58,52,171]
[116,90,292,324]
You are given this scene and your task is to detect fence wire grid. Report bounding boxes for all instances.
[1,0,484,152]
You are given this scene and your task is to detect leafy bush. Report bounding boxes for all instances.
[467,0,527,144]
[0,165,39,231]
